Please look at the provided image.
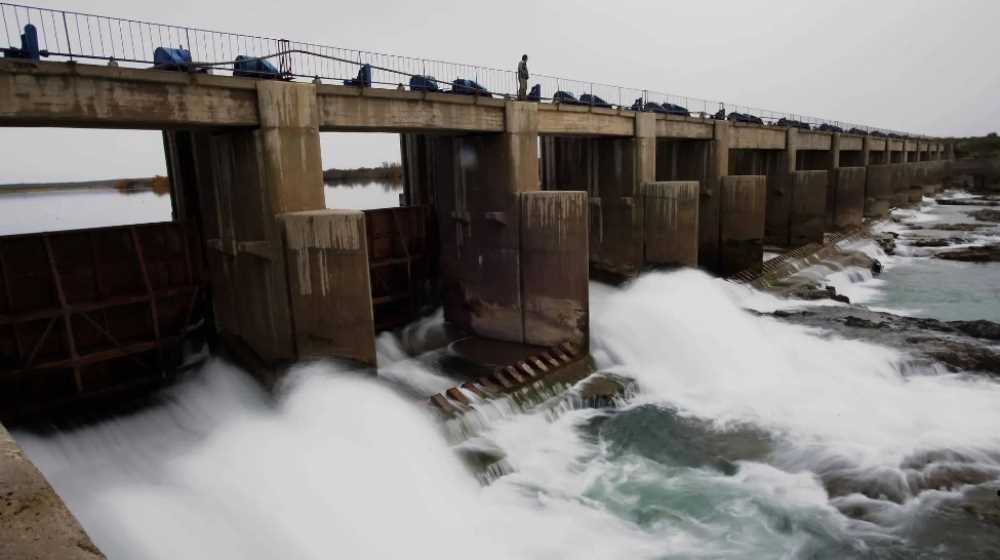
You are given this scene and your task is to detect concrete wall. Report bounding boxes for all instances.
[699,121,731,272]
[1,424,105,559]
[830,167,867,229]
[765,170,828,247]
[280,210,376,365]
[642,181,699,267]
[439,104,539,343]
[165,81,327,369]
[788,170,829,246]
[520,191,589,347]
[719,175,766,275]
[589,114,656,277]
[540,136,596,193]
[891,164,911,207]
[865,164,895,217]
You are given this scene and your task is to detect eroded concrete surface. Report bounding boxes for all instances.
[0,424,105,560]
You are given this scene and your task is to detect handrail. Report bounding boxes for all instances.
[0,2,925,137]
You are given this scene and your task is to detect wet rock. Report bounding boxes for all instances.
[874,232,898,255]
[951,320,1000,341]
[590,404,772,472]
[905,237,969,248]
[936,245,1000,263]
[771,310,813,319]
[578,374,630,408]
[785,285,850,304]
[911,223,992,232]
[916,338,1000,373]
[969,208,1000,222]
[844,316,888,329]
[936,198,1000,207]
[766,306,1000,376]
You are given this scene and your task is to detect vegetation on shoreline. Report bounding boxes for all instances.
[0,176,171,196]
[953,133,1000,160]
[322,162,402,183]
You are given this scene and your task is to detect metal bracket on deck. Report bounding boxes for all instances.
[485,211,507,225]
[206,238,273,260]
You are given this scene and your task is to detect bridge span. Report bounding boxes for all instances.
[0,4,953,422]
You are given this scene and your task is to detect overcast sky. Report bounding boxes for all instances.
[2,0,998,183]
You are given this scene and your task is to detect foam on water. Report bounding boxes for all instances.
[14,269,1000,558]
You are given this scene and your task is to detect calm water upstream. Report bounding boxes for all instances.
[0,180,401,235]
[9,187,1000,559]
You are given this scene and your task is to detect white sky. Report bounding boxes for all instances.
[1,0,998,183]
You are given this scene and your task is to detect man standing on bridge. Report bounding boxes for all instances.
[517,54,529,100]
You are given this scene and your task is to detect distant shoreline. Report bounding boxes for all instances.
[0,167,404,195]
[322,164,402,183]
[0,177,170,195]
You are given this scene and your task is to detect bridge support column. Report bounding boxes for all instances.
[864,138,890,218]
[865,163,895,217]
[642,181,699,267]
[280,210,376,365]
[719,175,766,276]
[700,120,730,272]
[432,102,539,342]
[764,128,827,247]
[586,113,656,278]
[166,81,343,371]
[411,103,587,346]
[540,136,595,192]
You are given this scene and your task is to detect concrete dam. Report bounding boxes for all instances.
[0,4,960,558]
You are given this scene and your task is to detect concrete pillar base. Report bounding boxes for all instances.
[831,167,867,229]
[719,175,766,275]
[642,181,699,267]
[280,210,376,365]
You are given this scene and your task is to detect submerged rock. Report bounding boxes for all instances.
[786,285,851,304]
[936,245,1000,263]
[768,307,1000,376]
[874,232,898,255]
[951,320,1000,341]
[969,208,1000,222]
[911,223,992,231]
[936,198,1000,207]
[905,237,970,248]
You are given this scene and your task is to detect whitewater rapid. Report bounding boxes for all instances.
[16,267,1000,558]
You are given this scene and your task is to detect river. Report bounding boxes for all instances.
[0,180,402,236]
[8,187,1000,558]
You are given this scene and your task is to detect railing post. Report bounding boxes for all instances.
[62,11,73,60]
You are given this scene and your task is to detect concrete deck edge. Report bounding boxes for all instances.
[0,423,106,560]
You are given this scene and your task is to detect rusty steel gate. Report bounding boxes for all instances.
[363,206,436,331]
[0,222,208,422]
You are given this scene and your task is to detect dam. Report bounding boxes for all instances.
[0,3,974,558]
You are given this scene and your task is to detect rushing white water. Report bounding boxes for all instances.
[16,269,1000,558]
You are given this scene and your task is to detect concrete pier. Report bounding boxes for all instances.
[520,191,589,347]
[719,175,767,275]
[831,166,868,228]
[280,210,376,365]
[642,182,700,267]
[0,57,955,414]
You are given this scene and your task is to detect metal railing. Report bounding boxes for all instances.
[0,2,921,137]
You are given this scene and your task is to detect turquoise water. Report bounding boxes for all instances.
[873,257,1000,321]
[867,194,1000,321]
[10,191,1000,559]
